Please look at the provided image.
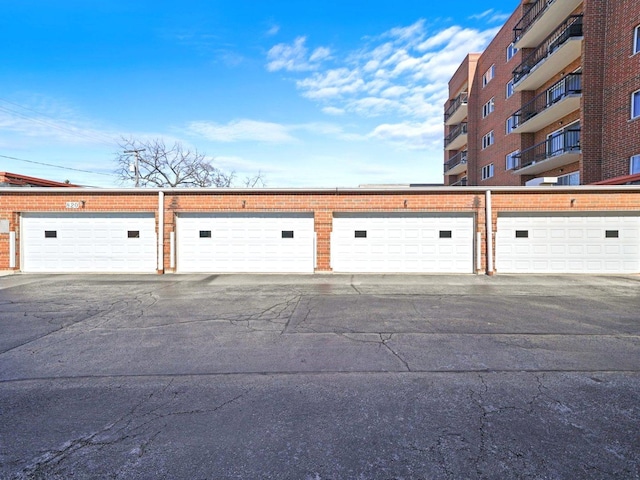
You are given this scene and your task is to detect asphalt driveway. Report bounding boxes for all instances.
[0,273,639,479]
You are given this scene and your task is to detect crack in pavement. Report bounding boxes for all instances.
[15,380,255,479]
[379,333,411,371]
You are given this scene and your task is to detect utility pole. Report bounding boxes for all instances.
[124,149,145,187]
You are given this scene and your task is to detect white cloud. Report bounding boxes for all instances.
[187,119,297,143]
[271,21,500,124]
[266,36,331,72]
[368,120,442,150]
[266,24,280,36]
[322,106,345,116]
[309,46,331,62]
[264,18,505,151]
[187,119,357,144]
[384,19,426,45]
[297,68,365,99]
[469,9,510,23]
[469,9,494,20]
[417,26,462,51]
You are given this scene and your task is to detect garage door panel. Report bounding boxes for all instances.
[22,213,157,273]
[497,214,640,273]
[177,213,314,273]
[331,213,473,273]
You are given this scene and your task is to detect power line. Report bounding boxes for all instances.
[0,154,118,177]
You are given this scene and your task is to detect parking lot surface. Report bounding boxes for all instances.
[0,273,639,479]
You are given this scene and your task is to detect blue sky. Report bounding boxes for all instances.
[1,0,517,187]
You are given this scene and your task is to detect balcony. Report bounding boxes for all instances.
[451,177,468,186]
[444,150,468,176]
[513,15,583,91]
[444,122,468,151]
[513,128,581,175]
[511,73,581,133]
[444,92,468,126]
[514,0,583,48]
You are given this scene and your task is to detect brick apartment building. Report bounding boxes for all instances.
[443,0,640,186]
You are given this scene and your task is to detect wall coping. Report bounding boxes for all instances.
[1,186,640,195]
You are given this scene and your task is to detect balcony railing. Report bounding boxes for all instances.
[451,177,468,186]
[514,0,549,43]
[444,92,468,123]
[513,0,582,48]
[511,73,581,130]
[444,150,467,175]
[513,15,583,85]
[444,122,467,149]
[514,128,581,171]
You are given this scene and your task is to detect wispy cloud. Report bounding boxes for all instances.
[265,19,501,149]
[322,106,345,116]
[266,24,280,37]
[266,36,332,72]
[187,119,297,143]
[368,120,443,150]
[0,97,117,147]
[469,9,511,23]
[187,118,359,144]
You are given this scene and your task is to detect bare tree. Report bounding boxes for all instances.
[115,137,263,188]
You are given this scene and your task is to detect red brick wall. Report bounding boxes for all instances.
[601,0,640,179]
[2,188,640,275]
[581,0,607,184]
[469,5,526,187]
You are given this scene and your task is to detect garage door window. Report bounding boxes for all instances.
[355,230,367,238]
[605,230,619,238]
[127,230,140,238]
[439,230,452,238]
[45,230,57,238]
[515,230,529,238]
[281,230,294,238]
[199,230,212,238]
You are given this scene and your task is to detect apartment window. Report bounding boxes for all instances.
[482,98,495,118]
[506,116,517,134]
[482,65,495,87]
[482,131,494,149]
[506,80,515,99]
[506,150,519,170]
[506,42,518,61]
[481,164,494,180]
[634,25,640,55]
[632,90,640,119]
[631,154,640,174]
[556,171,580,186]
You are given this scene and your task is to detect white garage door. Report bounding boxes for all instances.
[331,213,474,273]
[176,213,315,273]
[496,213,640,273]
[22,213,157,273]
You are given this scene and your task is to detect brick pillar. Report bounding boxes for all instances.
[314,209,333,272]
[581,0,606,184]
